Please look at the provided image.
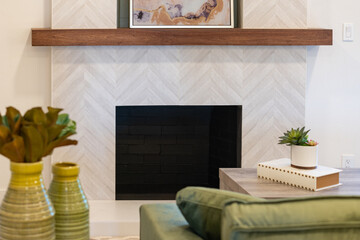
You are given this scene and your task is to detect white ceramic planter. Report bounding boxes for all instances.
[291,145,318,169]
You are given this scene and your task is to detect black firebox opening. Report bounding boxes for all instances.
[116,106,242,200]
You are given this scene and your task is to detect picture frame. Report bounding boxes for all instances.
[129,0,234,28]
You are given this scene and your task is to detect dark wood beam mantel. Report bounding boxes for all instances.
[31,28,333,46]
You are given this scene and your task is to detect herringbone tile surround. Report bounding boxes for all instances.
[241,0,307,28]
[52,0,116,29]
[52,0,307,200]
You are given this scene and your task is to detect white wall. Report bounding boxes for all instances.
[0,1,51,200]
[307,0,360,167]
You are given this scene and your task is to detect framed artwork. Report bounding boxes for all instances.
[129,0,234,28]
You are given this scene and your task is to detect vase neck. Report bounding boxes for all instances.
[52,162,80,182]
[53,175,79,182]
[9,162,44,187]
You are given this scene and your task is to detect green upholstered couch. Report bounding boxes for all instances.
[140,187,360,240]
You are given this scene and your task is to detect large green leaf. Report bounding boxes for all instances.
[43,132,77,157]
[0,135,25,162]
[2,116,10,129]
[6,107,21,122]
[56,114,70,125]
[6,107,22,134]
[59,119,77,138]
[0,126,11,147]
[46,107,63,126]
[24,107,47,125]
[21,125,44,163]
[35,124,49,150]
[47,125,65,143]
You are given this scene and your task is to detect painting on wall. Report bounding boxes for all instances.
[130,0,234,28]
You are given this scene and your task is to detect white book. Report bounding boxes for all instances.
[257,158,342,191]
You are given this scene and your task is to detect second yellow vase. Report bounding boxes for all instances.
[48,162,89,240]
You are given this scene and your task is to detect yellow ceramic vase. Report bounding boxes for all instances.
[48,162,89,240]
[0,161,56,240]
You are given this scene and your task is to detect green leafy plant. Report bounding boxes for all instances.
[278,127,318,146]
[0,107,78,163]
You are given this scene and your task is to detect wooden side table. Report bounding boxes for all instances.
[220,168,360,199]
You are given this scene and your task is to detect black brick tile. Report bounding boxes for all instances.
[165,108,198,117]
[162,126,194,135]
[116,126,129,135]
[129,145,161,154]
[177,136,208,145]
[161,164,194,174]
[116,107,131,116]
[159,156,178,165]
[117,164,161,174]
[117,155,143,164]
[174,156,196,165]
[144,155,176,164]
[117,116,146,126]
[161,145,193,155]
[146,116,178,126]
[177,116,197,126]
[144,174,178,184]
[117,135,144,145]
[129,126,162,135]
[145,136,176,145]
[130,107,164,117]
[117,145,128,153]
[117,174,144,184]
[176,174,209,185]
[195,126,210,136]
[193,144,209,155]
[195,113,212,125]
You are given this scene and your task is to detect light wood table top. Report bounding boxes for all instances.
[220,168,360,199]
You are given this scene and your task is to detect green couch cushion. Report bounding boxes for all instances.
[222,196,360,240]
[176,187,264,240]
[140,203,203,240]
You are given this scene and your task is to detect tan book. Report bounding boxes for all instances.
[257,158,342,191]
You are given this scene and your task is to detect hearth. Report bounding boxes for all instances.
[116,106,242,200]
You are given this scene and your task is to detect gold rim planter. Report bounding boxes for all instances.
[0,161,56,240]
[48,162,89,240]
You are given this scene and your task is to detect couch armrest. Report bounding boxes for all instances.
[140,203,203,240]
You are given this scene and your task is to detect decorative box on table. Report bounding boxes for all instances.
[257,158,342,191]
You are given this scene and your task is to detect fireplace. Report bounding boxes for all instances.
[116,106,242,200]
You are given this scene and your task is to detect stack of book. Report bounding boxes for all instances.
[257,158,342,191]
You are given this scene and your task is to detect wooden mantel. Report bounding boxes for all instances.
[32,28,333,46]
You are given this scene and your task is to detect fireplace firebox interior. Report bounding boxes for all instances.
[116,106,242,200]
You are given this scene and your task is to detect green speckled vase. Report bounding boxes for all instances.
[48,162,89,240]
[0,161,56,240]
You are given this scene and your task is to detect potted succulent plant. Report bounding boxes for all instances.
[0,106,77,240]
[279,127,319,169]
